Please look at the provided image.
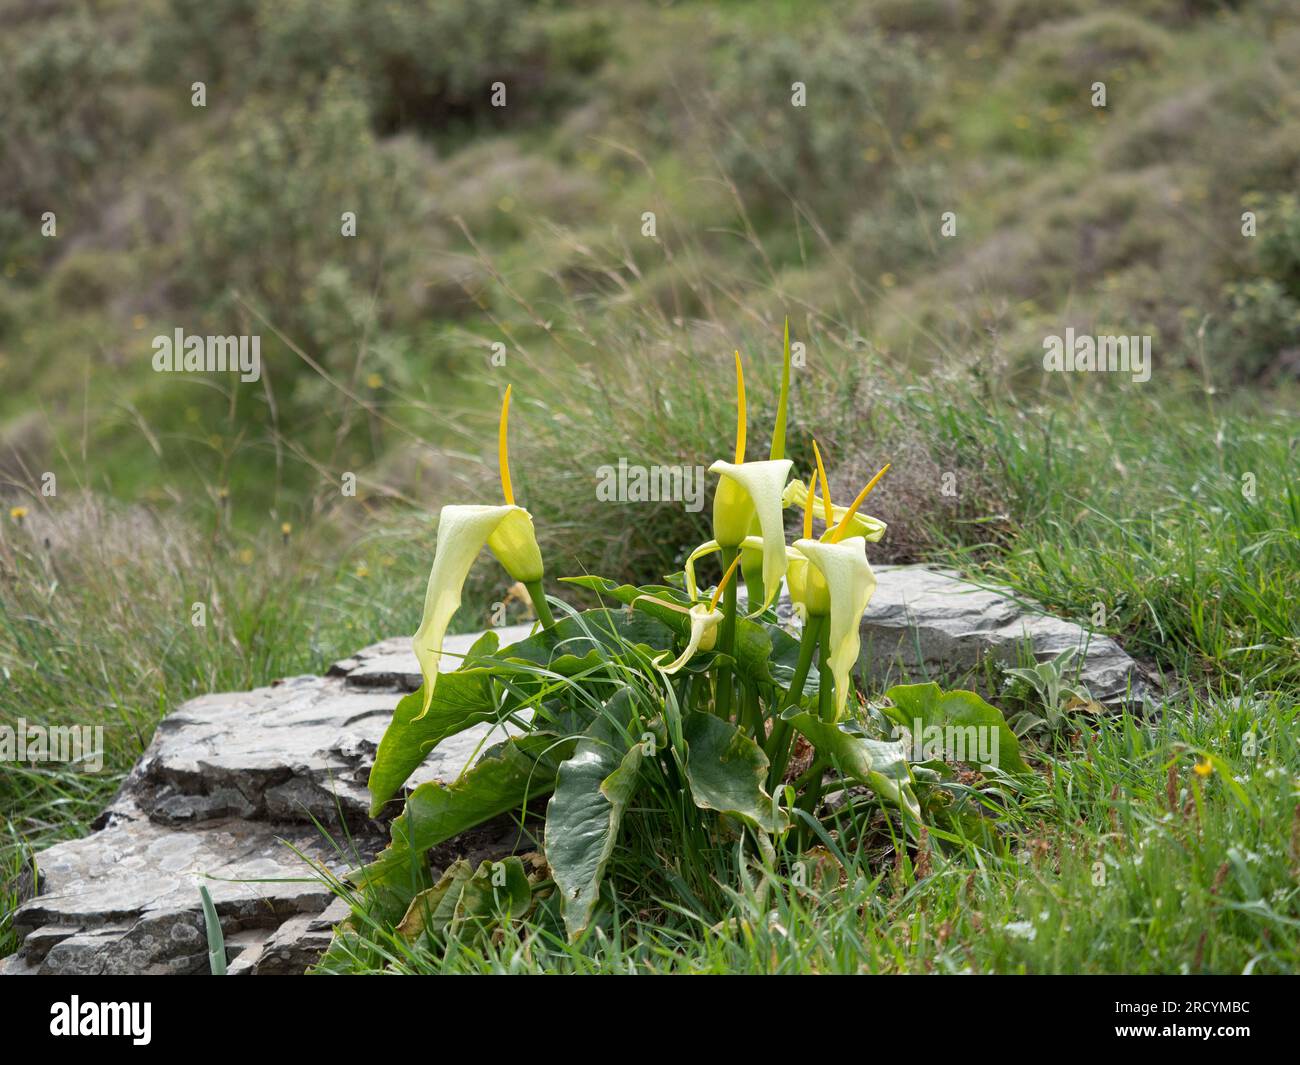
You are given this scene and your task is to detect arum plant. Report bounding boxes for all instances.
[410,386,553,715]
[684,351,792,720]
[348,327,1031,950]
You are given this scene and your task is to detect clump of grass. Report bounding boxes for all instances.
[0,494,429,856]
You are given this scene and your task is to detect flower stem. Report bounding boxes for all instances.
[716,546,739,720]
[795,757,827,823]
[741,683,761,738]
[765,614,823,789]
[817,619,835,722]
[524,579,555,629]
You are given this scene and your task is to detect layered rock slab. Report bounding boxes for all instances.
[2,628,527,976]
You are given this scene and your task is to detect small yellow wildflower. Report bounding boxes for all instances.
[1193,759,1213,778]
[10,505,28,523]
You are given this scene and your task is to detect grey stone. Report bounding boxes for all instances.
[329,623,535,691]
[2,803,346,975]
[4,627,532,976]
[338,568,1155,706]
[857,565,1155,705]
[120,672,518,830]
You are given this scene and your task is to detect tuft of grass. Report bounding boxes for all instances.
[0,495,434,857]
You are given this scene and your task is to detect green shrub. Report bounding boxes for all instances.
[0,10,145,265]
[250,0,608,132]
[1210,194,1300,378]
[992,0,1089,42]
[1011,12,1172,103]
[183,75,424,365]
[714,28,934,227]
[1254,192,1300,296]
[1216,279,1300,378]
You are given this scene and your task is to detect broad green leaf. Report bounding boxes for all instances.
[395,860,474,941]
[496,605,676,674]
[395,857,532,943]
[367,631,500,816]
[683,712,789,834]
[450,857,533,937]
[882,682,1030,775]
[788,713,921,820]
[357,732,573,888]
[545,690,644,940]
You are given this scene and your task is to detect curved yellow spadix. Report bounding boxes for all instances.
[733,351,747,465]
[782,478,886,543]
[811,439,833,526]
[709,458,793,614]
[498,386,514,506]
[830,463,890,543]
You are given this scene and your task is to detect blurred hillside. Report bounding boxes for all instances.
[1,0,1298,524]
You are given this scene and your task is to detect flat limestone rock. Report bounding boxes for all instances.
[860,565,1155,705]
[120,672,508,829]
[4,631,528,977]
[2,803,342,975]
[329,623,536,690]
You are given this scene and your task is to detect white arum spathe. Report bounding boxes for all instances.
[654,603,724,675]
[412,504,542,717]
[791,536,877,721]
[708,458,793,615]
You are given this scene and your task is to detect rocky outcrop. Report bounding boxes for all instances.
[1,628,528,977]
[857,565,1155,705]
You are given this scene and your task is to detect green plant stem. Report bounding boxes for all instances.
[524,579,556,629]
[742,683,761,738]
[716,547,739,720]
[765,615,824,789]
[817,620,835,723]
[796,757,827,823]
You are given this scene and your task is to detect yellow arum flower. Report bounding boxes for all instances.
[786,474,830,619]
[780,472,888,543]
[708,458,792,612]
[411,386,545,717]
[791,536,876,721]
[827,463,890,543]
[652,603,723,674]
[787,463,889,718]
[696,349,795,616]
[639,553,740,674]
